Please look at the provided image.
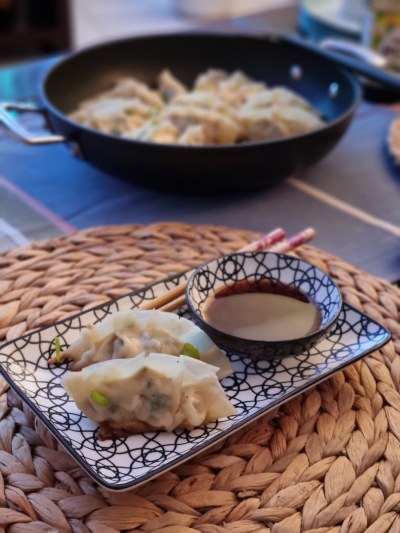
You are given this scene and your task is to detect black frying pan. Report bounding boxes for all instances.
[0,33,375,192]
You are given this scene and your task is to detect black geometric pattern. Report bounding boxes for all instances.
[0,268,390,491]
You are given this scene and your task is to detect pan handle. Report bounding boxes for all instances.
[0,102,66,144]
[319,39,388,70]
[280,34,400,92]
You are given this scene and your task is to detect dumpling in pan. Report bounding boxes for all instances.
[217,70,265,107]
[69,98,150,134]
[62,353,236,438]
[239,105,323,142]
[165,104,240,145]
[238,107,285,142]
[110,77,165,108]
[123,119,179,144]
[172,91,235,118]
[270,105,324,137]
[158,69,187,102]
[194,68,229,93]
[242,87,318,113]
[178,124,206,146]
[50,310,233,379]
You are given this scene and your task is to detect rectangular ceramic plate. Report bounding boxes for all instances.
[0,270,391,491]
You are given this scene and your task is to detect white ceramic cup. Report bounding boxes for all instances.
[173,0,283,20]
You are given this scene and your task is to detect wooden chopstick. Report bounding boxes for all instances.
[141,226,316,313]
[269,227,316,253]
[239,227,286,252]
[139,227,285,312]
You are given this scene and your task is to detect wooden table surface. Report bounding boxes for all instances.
[0,6,399,283]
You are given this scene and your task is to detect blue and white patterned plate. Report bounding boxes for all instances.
[0,269,391,491]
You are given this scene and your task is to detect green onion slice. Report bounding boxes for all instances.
[54,337,61,364]
[160,89,169,103]
[180,343,201,360]
[90,390,110,407]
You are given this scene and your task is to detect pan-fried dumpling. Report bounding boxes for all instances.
[239,105,323,142]
[173,91,235,118]
[238,107,285,142]
[110,77,165,108]
[194,68,229,93]
[242,87,317,113]
[164,91,240,144]
[217,70,265,107]
[69,98,150,134]
[124,119,179,143]
[178,124,206,145]
[69,68,324,145]
[50,310,234,379]
[270,106,323,136]
[62,353,236,437]
[165,104,240,144]
[158,69,187,102]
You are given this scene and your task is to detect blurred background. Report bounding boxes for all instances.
[0,0,373,63]
[0,0,69,63]
[0,0,291,63]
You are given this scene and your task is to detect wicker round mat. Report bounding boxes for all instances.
[0,222,399,533]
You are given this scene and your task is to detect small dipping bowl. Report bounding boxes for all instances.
[186,252,342,361]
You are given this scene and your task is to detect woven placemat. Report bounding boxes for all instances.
[0,222,399,533]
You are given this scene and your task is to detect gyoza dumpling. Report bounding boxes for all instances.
[158,69,187,102]
[164,104,240,145]
[50,310,234,379]
[242,87,318,113]
[194,68,229,93]
[217,70,265,107]
[238,107,285,142]
[238,105,323,142]
[173,91,235,117]
[269,106,323,136]
[110,77,165,108]
[178,124,206,145]
[69,98,150,134]
[123,119,180,144]
[62,353,236,438]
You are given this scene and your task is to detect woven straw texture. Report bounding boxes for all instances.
[0,222,399,533]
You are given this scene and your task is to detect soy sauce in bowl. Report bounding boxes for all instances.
[186,252,343,361]
[204,280,322,342]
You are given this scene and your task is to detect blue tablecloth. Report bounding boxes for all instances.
[0,50,399,282]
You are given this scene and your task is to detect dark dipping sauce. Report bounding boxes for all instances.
[204,279,322,342]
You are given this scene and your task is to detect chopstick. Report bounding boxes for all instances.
[268,227,316,253]
[140,226,316,313]
[140,227,285,312]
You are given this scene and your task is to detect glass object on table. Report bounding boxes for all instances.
[173,0,280,20]
[298,0,367,41]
